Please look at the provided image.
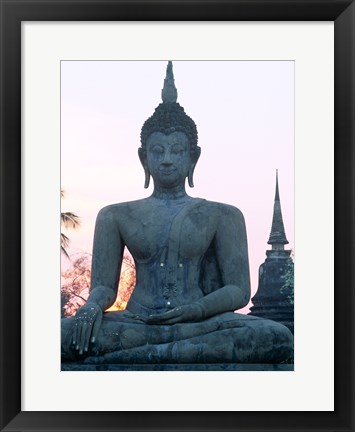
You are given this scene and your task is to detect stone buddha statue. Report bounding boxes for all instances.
[61,62,293,366]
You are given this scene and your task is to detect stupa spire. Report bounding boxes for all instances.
[161,61,178,103]
[274,169,280,201]
[267,170,289,249]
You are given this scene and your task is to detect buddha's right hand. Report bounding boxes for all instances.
[72,302,103,355]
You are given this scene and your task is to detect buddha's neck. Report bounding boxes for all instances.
[152,184,188,201]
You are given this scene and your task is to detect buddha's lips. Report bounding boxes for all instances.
[159,168,177,175]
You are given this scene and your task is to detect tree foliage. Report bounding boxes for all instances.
[108,252,136,311]
[281,252,294,305]
[61,251,136,317]
[61,254,91,317]
[60,190,80,258]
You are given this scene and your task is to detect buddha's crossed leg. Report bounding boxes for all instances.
[62,311,293,364]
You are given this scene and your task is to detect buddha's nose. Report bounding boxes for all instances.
[162,151,173,165]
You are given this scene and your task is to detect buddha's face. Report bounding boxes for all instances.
[146,131,191,188]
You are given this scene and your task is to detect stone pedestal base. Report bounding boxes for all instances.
[61,363,294,371]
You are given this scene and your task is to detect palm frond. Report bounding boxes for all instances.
[61,212,80,229]
[61,233,70,258]
[60,191,80,260]
[61,244,70,258]
[61,232,70,248]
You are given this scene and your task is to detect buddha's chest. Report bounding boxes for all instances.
[120,204,217,262]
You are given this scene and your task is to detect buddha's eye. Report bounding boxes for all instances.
[151,145,164,154]
[171,145,185,154]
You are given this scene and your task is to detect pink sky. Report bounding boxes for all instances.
[61,60,294,313]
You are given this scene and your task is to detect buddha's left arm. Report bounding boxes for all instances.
[194,205,251,317]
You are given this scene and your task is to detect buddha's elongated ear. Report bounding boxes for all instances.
[138,147,150,189]
[188,146,201,188]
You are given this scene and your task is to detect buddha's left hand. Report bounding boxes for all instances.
[144,303,204,324]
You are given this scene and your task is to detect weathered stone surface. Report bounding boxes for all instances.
[61,62,293,368]
[61,363,294,372]
[249,172,294,334]
[250,252,294,333]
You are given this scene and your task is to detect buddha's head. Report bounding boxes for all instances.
[139,62,201,189]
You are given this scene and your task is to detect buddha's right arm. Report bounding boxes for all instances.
[87,205,124,311]
[86,286,117,311]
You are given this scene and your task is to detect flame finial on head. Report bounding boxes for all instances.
[161,61,178,103]
[140,61,197,150]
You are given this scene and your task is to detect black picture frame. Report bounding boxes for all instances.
[1,0,354,431]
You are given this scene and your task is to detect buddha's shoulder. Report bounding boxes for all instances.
[96,198,245,223]
[96,198,150,219]
[201,199,245,221]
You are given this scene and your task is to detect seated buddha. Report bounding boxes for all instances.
[61,62,293,365]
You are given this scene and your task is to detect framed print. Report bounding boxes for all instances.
[1,0,354,431]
